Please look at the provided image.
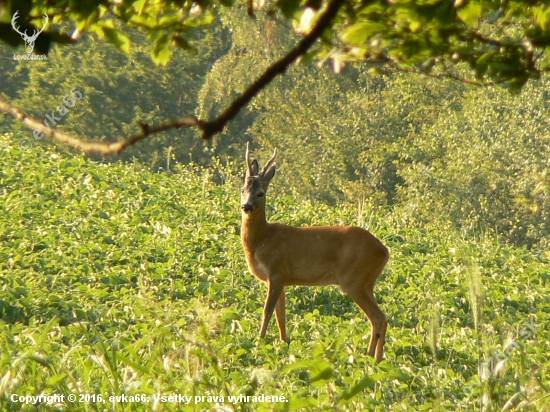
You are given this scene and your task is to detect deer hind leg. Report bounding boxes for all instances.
[374,305,387,362]
[259,281,284,339]
[347,287,386,362]
[275,287,287,342]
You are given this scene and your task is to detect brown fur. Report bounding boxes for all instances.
[241,144,389,362]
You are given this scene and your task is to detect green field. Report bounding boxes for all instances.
[0,132,549,411]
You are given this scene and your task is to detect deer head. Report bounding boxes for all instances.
[11,11,48,55]
[241,142,277,214]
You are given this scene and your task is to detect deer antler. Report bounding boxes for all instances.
[260,148,277,177]
[245,142,253,178]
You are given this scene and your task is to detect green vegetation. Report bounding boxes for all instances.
[1,133,548,411]
[1,2,550,410]
[4,1,550,90]
[2,10,550,247]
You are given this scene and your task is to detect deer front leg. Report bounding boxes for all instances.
[259,280,284,339]
[275,287,287,342]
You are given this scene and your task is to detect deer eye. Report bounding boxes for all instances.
[257,192,264,198]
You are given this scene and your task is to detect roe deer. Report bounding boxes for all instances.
[240,143,389,362]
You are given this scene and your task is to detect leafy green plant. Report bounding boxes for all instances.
[0,132,549,411]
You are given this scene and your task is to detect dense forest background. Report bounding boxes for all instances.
[2,9,549,249]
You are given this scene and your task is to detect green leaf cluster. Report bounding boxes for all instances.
[3,0,550,89]
[1,132,549,410]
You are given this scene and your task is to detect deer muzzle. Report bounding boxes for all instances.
[241,204,254,213]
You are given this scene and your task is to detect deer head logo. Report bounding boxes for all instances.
[11,11,48,55]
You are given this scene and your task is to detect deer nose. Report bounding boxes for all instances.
[241,204,254,213]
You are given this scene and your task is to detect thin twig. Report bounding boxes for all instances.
[360,56,506,87]
[394,67,504,87]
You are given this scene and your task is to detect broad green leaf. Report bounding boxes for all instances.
[152,33,173,65]
[339,375,376,401]
[130,14,157,29]
[533,6,550,29]
[457,1,483,27]
[103,28,131,55]
[340,21,387,45]
[159,15,181,26]
[184,14,214,28]
[310,366,333,383]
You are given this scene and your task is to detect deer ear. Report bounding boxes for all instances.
[262,164,276,186]
[250,159,259,176]
[245,159,260,179]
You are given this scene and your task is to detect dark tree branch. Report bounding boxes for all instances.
[0,0,346,155]
[0,97,198,155]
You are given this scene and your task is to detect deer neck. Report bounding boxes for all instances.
[241,206,268,253]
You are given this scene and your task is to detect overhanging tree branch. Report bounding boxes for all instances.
[0,0,346,155]
[0,97,199,154]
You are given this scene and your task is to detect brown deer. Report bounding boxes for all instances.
[240,143,389,362]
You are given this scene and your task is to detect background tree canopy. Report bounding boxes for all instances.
[0,0,549,248]
[2,0,550,88]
